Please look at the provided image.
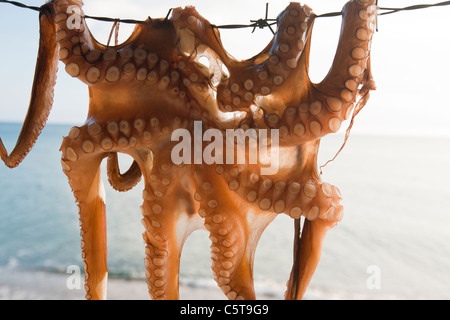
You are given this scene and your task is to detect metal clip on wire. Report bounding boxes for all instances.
[250,3,277,34]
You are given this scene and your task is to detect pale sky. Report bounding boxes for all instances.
[0,0,449,137]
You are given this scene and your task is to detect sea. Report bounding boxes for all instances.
[0,122,449,300]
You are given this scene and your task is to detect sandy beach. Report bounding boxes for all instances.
[0,269,395,300]
[0,269,278,300]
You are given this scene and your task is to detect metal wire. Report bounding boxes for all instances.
[379,0,450,15]
[0,0,40,11]
[1,0,450,31]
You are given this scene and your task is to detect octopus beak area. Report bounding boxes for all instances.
[285,218,336,300]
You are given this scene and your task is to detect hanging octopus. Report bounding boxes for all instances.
[0,0,376,300]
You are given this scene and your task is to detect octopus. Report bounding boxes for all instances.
[0,0,376,300]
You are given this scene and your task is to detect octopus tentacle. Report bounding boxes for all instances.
[214,137,343,223]
[171,3,316,115]
[285,218,336,300]
[207,210,269,300]
[60,133,108,300]
[141,193,181,300]
[209,133,344,298]
[313,0,377,115]
[253,0,377,146]
[0,4,59,168]
[135,146,201,300]
[53,0,216,110]
[194,165,276,299]
[53,0,107,85]
[106,153,142,192]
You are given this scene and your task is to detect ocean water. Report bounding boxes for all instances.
[0,122,449,300]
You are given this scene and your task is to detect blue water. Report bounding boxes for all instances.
[1,122,450,299]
